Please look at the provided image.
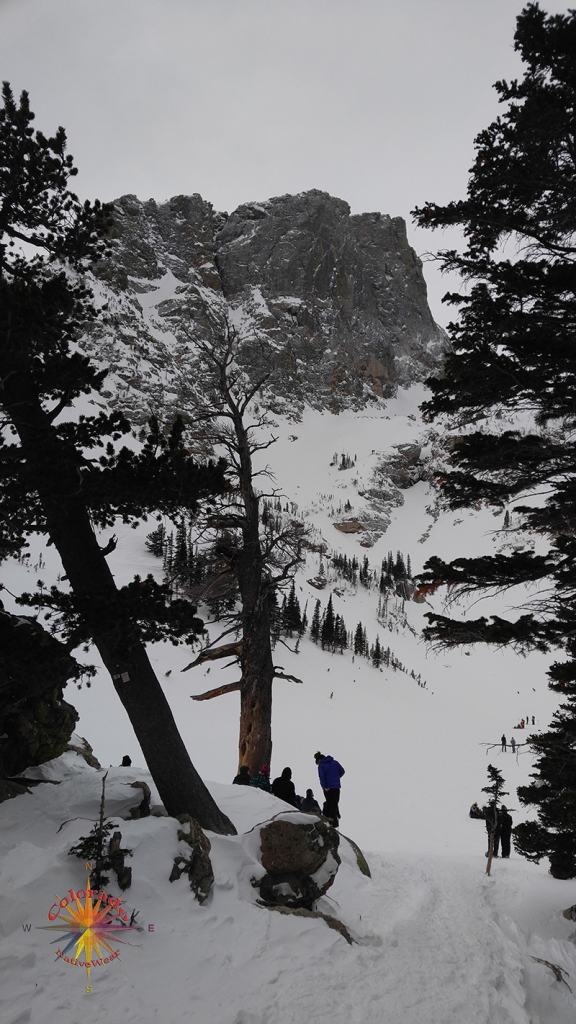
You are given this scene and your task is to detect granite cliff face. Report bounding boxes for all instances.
[81,189,446,421]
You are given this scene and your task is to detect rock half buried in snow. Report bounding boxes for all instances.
[255,815,340,910]
[169,814,214,904]
[333,520,364,534]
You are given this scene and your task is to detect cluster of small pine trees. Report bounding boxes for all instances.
[308,591,423,680]
[331,451,356,470]
[309,595,348,652]
[269,581,308,645]
[145,522,237,617]
[330,550,412,592]
[353,626,399,669]
[147,524,424,676]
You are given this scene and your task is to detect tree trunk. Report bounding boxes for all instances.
[4,376,236,835]
[233,414,275,774]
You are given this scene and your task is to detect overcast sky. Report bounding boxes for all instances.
[1,0,572,325]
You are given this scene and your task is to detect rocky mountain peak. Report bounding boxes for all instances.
[83,189,447,421]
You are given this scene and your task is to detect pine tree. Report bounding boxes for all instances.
[310,599,322,644]
[0,84,233,834]
[334,614,348,652]
[515,691,576,877]
[371,635,383,668]
[321,594,336,651]
[354,622,365,656]
[411,6,576,868]
[482,765,508,876]
[395,552,406,579]
[283,580,302,637]
[145,523,165,558]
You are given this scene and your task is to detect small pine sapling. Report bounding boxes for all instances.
[482,764,508,876]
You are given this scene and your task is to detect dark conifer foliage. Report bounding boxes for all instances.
[515,688,576,877]
[411,5,576,870]
[320,594,336,651]
[310,599,322,644]
[371,636,383,669]
[0,84,234,833]
[353,622,366,657]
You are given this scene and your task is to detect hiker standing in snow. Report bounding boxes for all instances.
[510,737,516,753]
[501,734,507,752]
[271,767,298,806]
[233,765,251,785]
[497,806,513,858]
[314,751,345,827]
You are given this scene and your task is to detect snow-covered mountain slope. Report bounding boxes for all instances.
[2,381,575,1023]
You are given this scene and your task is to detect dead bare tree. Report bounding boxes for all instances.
[181,327,306,773]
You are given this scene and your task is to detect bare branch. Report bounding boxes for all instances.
[273,669,304,684]
[181,639,243,671]
[191,680,243,701]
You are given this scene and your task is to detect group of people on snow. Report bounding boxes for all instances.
[500,734,518,753]
[501,716,536,751]
[232,751,345,828]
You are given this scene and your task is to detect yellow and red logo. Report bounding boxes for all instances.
[38,865,140,986]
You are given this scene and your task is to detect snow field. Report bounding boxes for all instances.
[2,385,575,1022]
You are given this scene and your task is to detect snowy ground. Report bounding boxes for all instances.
[2,755,576,1024]
[2,386,576,1023]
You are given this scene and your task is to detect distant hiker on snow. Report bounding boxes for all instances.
[315,751,345,827]
[271,767,298,806]
[120,755,132,767]
[469,802,483,819]
[510,737,516,753]
[501,735,507,752]
[250,764,271,791]
[300,789,322,813]
[233,765,251,786]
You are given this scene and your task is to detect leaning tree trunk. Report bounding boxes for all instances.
[4,377,236,835]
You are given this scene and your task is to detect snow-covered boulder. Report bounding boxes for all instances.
[249,812,341,910]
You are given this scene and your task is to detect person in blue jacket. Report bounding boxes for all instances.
[314,751,345,827]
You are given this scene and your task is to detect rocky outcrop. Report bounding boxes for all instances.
[253,815,340,910]
[79,190,447,422]
[0,609,80,782]
[374,444,427,489]
[169,814,214,904]
[215,192,446,407]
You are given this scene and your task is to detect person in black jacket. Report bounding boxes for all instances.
[233,765,251,785]
[300,789,321,813]
[271,767,297,806]
[497,806,513,858]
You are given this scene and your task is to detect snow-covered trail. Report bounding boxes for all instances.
[3,756,576,1024]
[220,855,528,1024]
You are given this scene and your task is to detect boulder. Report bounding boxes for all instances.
[254,815,341,910]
